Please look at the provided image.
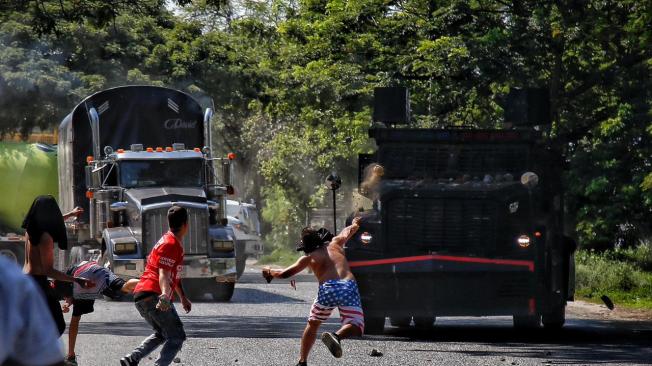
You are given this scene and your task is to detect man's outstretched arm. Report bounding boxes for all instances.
[331,216,361,247]
[264,256,311,280]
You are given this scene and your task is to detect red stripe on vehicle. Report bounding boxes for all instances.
[528,298,536,315]
[349,254,534,272]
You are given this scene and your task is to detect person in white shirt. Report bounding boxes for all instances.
[0,256,64,366]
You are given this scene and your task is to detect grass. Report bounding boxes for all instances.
[575,244,652,310]
[257,246,301,267]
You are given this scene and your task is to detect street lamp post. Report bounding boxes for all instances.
[325,172,342,233]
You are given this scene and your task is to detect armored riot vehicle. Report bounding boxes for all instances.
[57,85,237,301]
[346,88,576,333]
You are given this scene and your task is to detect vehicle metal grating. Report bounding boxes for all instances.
[143,206,208,254]
[387,198,496,256]
[380,144,529,179]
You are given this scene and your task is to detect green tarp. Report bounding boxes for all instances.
[0,142,58,232]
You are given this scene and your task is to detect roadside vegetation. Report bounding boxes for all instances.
[1,1,650,294]
[575,242,652,309]
[257,246,301,268]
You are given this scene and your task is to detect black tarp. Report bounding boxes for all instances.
[58,85,205,220]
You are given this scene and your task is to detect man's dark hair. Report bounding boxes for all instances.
[168,206,188,233]
[296,227,333,253]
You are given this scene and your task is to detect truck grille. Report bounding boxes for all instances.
[386,198,496,256]
[143,206,209,254]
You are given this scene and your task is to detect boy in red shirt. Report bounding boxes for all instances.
[120,206,192,366]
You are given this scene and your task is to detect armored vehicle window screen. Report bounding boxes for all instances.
[119,159,203,188]
[379,144,530,179]
[386,198,497,257]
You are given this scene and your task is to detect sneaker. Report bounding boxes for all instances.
[119,355,138,366]
[64,355,78,366]
[321,332,342,358]
[295,362,307,366]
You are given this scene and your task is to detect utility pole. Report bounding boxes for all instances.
[325,172,342,233]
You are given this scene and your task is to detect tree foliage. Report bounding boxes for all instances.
[0,0,650,249]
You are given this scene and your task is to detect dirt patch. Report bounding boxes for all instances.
[569,300,652,322]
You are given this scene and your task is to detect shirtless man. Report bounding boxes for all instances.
[263,217,363,366]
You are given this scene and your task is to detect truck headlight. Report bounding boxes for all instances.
[212,240,234,252]
[517,235,531,248]
[114,242,137,255]
[360,232,373,245]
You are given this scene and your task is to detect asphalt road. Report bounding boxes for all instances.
[66,265,652,366]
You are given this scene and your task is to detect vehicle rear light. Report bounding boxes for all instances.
[534,231,542,238]
[86,190,94,199]
[517,235,531,248]
[360,232,372,245]
[86,156,93,164]
[227,152,236,160]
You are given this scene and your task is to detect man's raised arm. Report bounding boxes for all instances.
[331,216,361,247]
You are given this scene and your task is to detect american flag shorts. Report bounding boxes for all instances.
[309,279,365,333]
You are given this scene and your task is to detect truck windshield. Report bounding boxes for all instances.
[119,159,203,188]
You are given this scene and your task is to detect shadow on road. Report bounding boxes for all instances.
[381,319,652,365]
[77,315,340,339]
[76,314,652,364]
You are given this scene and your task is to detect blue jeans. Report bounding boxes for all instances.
[129,295,187,366]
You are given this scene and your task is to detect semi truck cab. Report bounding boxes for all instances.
[58,85,237,301]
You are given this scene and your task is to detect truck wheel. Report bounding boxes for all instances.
[513,315,541,329]
[413,316,435,330]
[0,240,25,266]
[542,305,566,330]
[181,279,211,301]
[363,315,385,335]
[236,255,247,279]
[211,282,235,302]
[389,316,411,328]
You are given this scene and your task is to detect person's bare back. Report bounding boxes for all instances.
[307,236,355,283]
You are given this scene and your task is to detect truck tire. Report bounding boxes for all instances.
[413,316,435,330]
[363,315,385,335]
[211,282,235,302]
[0,242,24,266]
[389,316,411,328]
[236,254,247,279]
[542,305,566,330]
[513,315,541,329]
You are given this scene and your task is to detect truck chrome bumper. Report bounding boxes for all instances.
[183,256,237,282]
[112,256,237,282]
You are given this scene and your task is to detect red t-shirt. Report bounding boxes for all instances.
[134,231,184,298]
